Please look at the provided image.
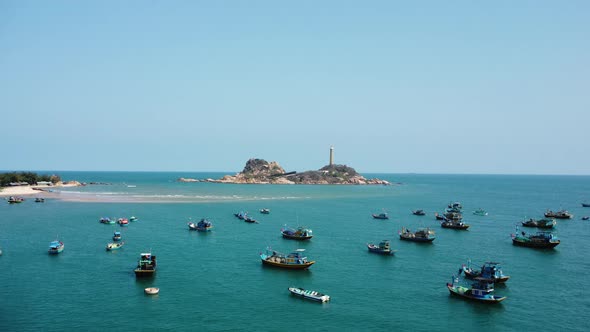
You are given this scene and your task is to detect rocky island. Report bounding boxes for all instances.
[178,159,390,185]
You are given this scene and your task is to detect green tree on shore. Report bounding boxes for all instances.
[0,172,61,187]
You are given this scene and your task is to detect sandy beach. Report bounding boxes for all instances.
[0,182,80,197]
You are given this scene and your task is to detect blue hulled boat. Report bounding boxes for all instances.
[367,240,396,255]
[446,276,506,303]
[48,240,64,254]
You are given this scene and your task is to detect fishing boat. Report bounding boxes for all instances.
[399,227,435,242]
[281,225,313,240]
[260,248,315,269]
[34,197,45,203]
[512,228,560,248]
[106,242,124,251]
[260,208,270,214]
[473,208,488,216]
[48,240,64,254]
[118,218,129,226]
[434,212,448,221]
[367,240,396,255]
[100,217,115,224]
[582,216,589,221]
[582,203,590,208]
[521,218,556,229]
[412,209,426,216]
[234,211,247,220]
[461,260,510,283]
[7,196,24,204]
[244,216,257,223]
[447,202,463,211]
[444,211,463,221]
[372,213,389,220]
[288,287,330,302]
[129,216,138,222]
[145,287,159,295]
[446,276,506,303]
[440,219,470,230]
[135,252,157,277]
[113,231,122,241]
[195,218,213,231]
[544,210,573,219]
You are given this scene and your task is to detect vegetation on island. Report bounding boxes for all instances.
[0,172,61,187]
[179,159,390,185]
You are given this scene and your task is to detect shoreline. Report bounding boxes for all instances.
[0,182,81,197]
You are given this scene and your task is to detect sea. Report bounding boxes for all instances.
[1,172,589,331]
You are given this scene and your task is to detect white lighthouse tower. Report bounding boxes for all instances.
[329,146,334,166]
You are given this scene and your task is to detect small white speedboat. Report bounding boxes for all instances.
[288,287,330,302]
[144,287,159,295]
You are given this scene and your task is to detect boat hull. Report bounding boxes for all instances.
[447,285,506,303]
[372,214,389,220]
[282,233,313,240]
[135,269,156,277]
[512,239,560,249]
[463,269,510,283]
[261,258,314,269]
[441,223,470,230]
[367,247,394,255]
[144,287,159,295]
[399,235,435,242]
[288,287,330,302]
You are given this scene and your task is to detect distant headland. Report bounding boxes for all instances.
[178,158,390,185]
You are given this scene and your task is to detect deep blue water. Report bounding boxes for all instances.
[1,172,589,331]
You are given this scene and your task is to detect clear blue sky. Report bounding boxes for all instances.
[1,1,589,174]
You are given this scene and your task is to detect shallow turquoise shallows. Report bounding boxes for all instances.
[1,172,589,331]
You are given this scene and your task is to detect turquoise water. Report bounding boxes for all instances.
[1,172,589,331]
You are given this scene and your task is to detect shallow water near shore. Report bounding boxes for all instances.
[1,172,589,331]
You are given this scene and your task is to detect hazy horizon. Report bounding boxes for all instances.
[2,1,588,175]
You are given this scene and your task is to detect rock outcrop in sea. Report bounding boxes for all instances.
[178,158,390,185]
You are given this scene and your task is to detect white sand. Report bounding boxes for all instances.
[0,182,80,197]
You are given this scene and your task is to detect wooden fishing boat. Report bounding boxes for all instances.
[234,211,247,220]
[399,227,435,242]
[35,197,45,203]
[582,203,590,208]
[412,209,426,216]
[144,287,159,295]
[106,242,124,251]
[448,201,462,210]
[260,208,270,214]
[372,213,389,220]
[544,210,573,219]
[7,196,25,204]
[100,217,115,224]
[446,276,506,303]
[512,229,560,249]
[441,220,470,230]
[444,211,463,221]
[288,287,330,302]
[195,218,213,231]
[434,213,446,221]
[521,218,556,229]
[582,216,589,221]
[118,218,129,226]
[48,240,64,254]
[113,231,122,241]
[134,252,157,277]
[367,240,396,255]
[461,260,510,283]
[281,226,313,240]
[260,248,315,269]
[244,216,257,223]
[129,216,138,222]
